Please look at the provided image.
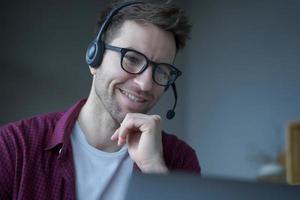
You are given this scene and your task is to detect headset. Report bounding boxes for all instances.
[86,1,178,119]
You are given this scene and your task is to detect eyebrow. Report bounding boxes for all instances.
[124,46,175,65]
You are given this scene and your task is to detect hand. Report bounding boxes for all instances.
[111,113,168,173]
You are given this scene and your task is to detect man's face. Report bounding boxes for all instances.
[90,20,177,123]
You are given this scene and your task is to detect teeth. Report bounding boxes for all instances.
[120,90,144,102]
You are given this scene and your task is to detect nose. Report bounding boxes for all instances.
[133,65,154,91]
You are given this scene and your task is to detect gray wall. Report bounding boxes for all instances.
[1,0,300,180]
[184,0,300,179]
[0,0,108,123]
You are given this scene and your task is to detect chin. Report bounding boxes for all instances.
[117,108,149,121]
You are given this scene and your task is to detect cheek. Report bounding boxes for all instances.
[98,53,129,82]
[153,86,165,99]
[96,70,127,94]
[100,54,120,75]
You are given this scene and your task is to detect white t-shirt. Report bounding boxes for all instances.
[71,122,134,200]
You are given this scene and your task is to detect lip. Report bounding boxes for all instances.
[119,88,148,103]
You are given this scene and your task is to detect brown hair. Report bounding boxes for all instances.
[96,0,191,51]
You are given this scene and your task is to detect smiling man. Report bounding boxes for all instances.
[0,0,200,199]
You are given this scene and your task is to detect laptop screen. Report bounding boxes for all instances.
[125,172,300,200]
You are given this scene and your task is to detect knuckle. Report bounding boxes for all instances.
[152,114,161,121]
[126,113,133,118]
[123,113,132,124]
[150,115,161,125]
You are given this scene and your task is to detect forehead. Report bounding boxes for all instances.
[109,20,176,63]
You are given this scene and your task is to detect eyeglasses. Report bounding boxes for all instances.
[104,43,182,86]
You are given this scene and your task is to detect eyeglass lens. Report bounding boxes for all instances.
[122,50,176,86]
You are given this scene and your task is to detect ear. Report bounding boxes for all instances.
[89,66,97,75]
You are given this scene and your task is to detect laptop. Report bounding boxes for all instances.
[125,172,300,200]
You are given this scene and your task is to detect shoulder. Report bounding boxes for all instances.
[0,111,64,166]
[0,112,63,133]
[0,112,65,197]
[161,131,201,174]
[0,112,63,149]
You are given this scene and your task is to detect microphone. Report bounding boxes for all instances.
[166,83,178,120]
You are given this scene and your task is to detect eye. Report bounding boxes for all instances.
[123,51,144,66]
[154,65,173,84]
[157,65,171,77]
[157,67,169,78]
[124,55,139,65]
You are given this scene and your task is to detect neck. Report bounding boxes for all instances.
[78,91,121,153]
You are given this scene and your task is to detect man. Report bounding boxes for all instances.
[0,0,200,199]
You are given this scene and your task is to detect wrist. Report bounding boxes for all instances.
[138,158,169,174]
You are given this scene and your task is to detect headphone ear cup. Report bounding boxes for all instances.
[86,2,144,69]
[86,40,105,68]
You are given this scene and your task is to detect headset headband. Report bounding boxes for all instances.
[96,1,144,41]
[86,1,144,68]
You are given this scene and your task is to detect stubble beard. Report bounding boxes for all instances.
[93,75,158,124]
[94,84,125,124]
[94,86,158,124]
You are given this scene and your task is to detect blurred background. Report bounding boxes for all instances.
[1,0,300,181]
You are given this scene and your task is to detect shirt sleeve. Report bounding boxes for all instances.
[0,124,15,199]
[162,132,201,174]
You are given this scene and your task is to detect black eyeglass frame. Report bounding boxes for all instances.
[104,43,182,86]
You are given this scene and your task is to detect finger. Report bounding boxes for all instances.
[111,128,127,146]
[118,114,143,141]
[117,114,161,142]
[110,128,119,141]
[117,134,127,146]
[117,124,136,147]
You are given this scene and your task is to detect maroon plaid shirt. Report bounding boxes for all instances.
[0,99,200,199]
